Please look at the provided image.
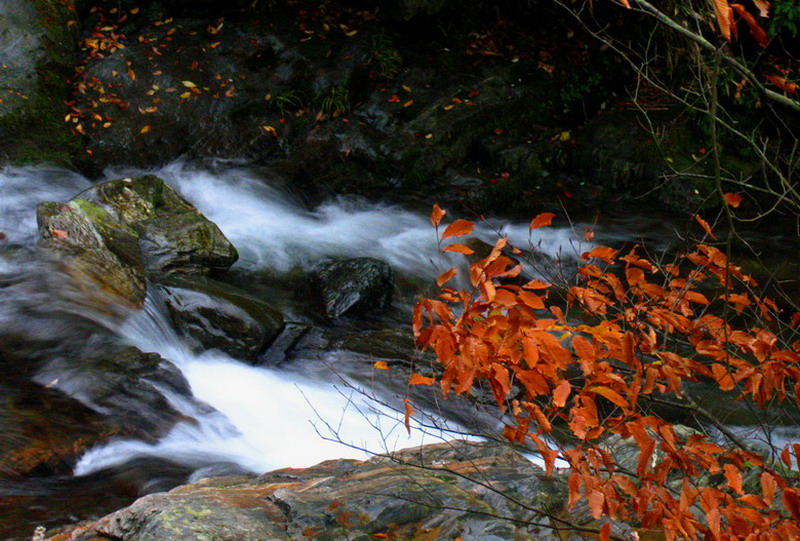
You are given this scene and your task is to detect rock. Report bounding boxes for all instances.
[160,275,284,362]
[36,199,147,308]
[0,0,82,166]
[76,175,238,276]
[48,440,569,541]
[34,343,195,438]
[0,380,118,478]
[315,258,393,319]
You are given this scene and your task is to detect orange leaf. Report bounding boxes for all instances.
[442,243,475,255]
[139,125,151,134]
[724,463,743,494]
[436,267,458,287]
[553,380,571,408]
[723,192,743,207]
[522,279,550,289]
[752,0,770,17]
[409,373,435,386]
[431,204,446,228]
[373,361,389,370]
[588,385,628,409]
[599,522,611,541]
[713,0,735,40]
[732,3,769,46]
[51,229,69,239]
[693,214,718,240]
[529,212,555,230]
[403,398,413,435]
[765,75,798,94]
[442,219,474,240]
[582,245,618,264]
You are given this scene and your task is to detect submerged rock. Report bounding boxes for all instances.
[76,175,238,276]
[160,275,284,362]
[34,344,194,439]
[315,257,393,319]
[47,440,568,541]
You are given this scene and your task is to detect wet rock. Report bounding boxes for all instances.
[36,199,147,308]
[48,440,568,541]
[315,258,393,319]
[0,380,118,478]
[34,343,194,439]
[77,175,238,276]
[160,275,284,362]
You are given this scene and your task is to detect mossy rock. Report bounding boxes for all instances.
[159,275,285,362]
[36,199,147,308]
[76,175,239,275]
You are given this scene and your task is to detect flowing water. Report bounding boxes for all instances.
[2,160,799,536]
[0,160,590,536]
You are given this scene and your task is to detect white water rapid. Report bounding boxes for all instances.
[2,161,584,479]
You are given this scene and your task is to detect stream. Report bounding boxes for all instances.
[1,160,800,537]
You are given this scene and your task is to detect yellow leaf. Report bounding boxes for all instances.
[139,125,151,134]
[181,80,197,88]
[261,125,277,136]
[179,92,192,99]
[345,29,358,37]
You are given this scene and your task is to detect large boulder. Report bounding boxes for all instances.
[47,440,569,540]
[76,175,238,276]
[160,275,284,362]
[315,258,393,319]
[37,198,147,308]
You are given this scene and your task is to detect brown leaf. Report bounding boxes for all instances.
[441,219,474,240]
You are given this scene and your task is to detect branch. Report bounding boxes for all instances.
[629,0,800,113]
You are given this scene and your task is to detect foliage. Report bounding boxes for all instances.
[408,204,800,540]
[365,32,402,80]
[770,0,800,38]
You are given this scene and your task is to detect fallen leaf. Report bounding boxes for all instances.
[139,125,151,134]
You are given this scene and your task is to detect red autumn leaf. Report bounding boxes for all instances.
[430,204,446,228]
[442,243,475,255]
[51,229,69,239]
[693,214,718,240]
[409,373,435,386]
[723,192,743,207]
[529,212,555,230]
[442,219,475,240]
